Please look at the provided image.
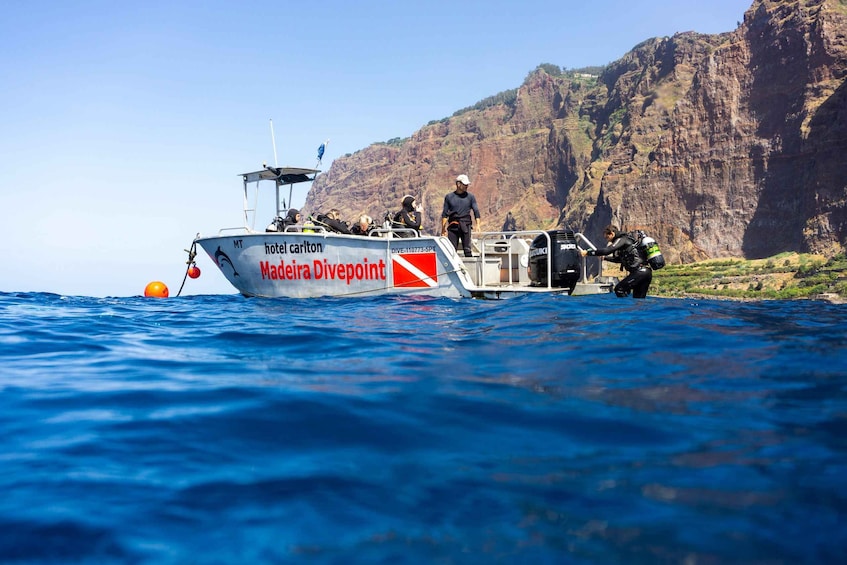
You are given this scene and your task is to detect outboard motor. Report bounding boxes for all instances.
[528,230,581,291]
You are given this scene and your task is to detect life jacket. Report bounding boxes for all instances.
[626,230,666,270]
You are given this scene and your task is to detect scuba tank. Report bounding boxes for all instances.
[640,236,665,270]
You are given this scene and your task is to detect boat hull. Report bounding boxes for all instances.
[196,231,614,299]
[197,232,476,298]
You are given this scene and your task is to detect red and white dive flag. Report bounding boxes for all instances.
[392,252,438,288]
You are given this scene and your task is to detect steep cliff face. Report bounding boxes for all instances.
[304,0,847,262]
[306,72,582,233]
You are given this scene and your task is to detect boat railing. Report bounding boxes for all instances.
[216,226,251,236]
[575,232,605,281]
[477,231,551,288]
[283,225,327,233]
[369,227,421,238]
[473,230,601,289]
[214,225,426,238]
[575,231,597,251]
[215,224,335,236]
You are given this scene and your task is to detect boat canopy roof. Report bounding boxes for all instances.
[240,166,320,185]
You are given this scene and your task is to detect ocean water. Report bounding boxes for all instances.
[1,291,846,564]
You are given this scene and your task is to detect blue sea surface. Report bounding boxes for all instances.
[1,290,846,564]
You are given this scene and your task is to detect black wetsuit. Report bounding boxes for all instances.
[351,223,378,236]
[315,215,351,234]
[441,191,480,256]
[587,234,652,298]
[267,209,301,232]
[392,208,422,238]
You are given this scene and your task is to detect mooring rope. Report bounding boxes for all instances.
[175,240,198,297]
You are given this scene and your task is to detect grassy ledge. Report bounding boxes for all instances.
[606,252,847,301]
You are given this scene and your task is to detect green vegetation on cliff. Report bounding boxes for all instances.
[646,253,847,300]
[447,63,605,121]
[452,89,519,117]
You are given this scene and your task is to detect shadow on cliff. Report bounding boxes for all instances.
[743,7,847,257]
[745,75,847,257]
[799,78,847,251]
[742,8,808,258]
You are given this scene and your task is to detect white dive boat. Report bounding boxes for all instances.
[194,166,615,299]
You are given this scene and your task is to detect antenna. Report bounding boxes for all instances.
[269,119,279,167]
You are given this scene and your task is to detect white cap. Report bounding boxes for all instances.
[456,174,470,186]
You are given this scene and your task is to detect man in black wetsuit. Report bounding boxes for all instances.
[440,174,481,257]
[581,225,652,298]
[316,209,351,234]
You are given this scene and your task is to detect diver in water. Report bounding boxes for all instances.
[581,225,652,298]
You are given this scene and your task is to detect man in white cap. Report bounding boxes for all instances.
[441,174,481,257]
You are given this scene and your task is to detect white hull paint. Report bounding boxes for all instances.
[196,230,613,299]
[197,232,471,298]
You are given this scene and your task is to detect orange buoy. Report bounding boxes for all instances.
[188,266,201,279]
[144,281,169,298]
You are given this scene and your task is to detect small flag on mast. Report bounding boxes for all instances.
[316,139,329,167]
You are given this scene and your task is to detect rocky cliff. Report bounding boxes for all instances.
[304,0,847,263]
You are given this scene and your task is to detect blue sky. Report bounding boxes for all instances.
[1,0,753,297]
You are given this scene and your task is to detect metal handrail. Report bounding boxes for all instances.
[575,232,601,282]
[369,227,420,238]
[473,230,604,288]
[476,230,555,289]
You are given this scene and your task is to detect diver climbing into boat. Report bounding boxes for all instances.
[581,225,652,298]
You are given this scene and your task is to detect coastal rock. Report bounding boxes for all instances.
[304,0,847,263]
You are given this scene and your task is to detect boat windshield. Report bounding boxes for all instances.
[239,166,320,231]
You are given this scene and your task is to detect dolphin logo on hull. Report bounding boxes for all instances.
[214,246,239,277]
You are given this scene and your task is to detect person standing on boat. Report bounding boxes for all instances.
[441,174,481,257]
[392,195,422,237]
[580,225,652,298]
